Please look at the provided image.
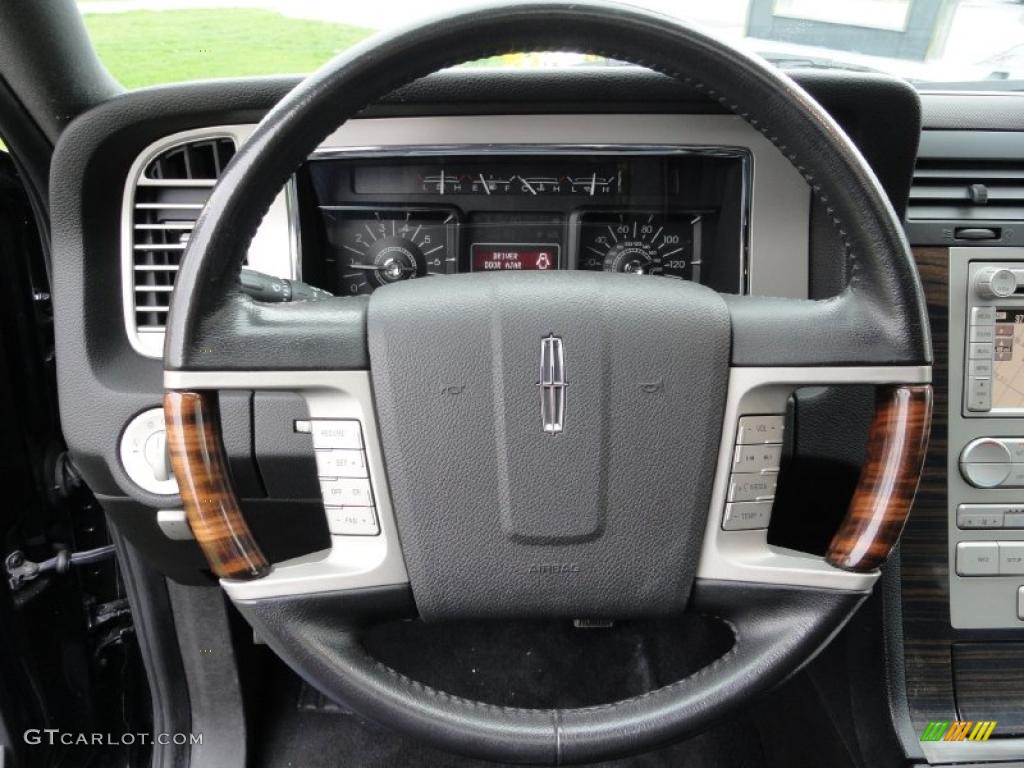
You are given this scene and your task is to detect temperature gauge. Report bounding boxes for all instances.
[567,172,620,196]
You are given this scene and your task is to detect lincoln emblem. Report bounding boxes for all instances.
[538,335,566,434]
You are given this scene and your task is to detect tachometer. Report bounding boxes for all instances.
[576,212,702,282]
[322,208,457,295]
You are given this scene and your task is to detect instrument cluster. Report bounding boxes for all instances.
[299,152,748,296]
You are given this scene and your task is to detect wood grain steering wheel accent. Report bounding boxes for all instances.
[825,383,933,572]
[166,384,931,581]
[164,391,269,579]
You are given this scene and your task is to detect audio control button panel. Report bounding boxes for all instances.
[722,414,783,531]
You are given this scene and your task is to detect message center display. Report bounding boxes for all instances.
[471,244,559,272]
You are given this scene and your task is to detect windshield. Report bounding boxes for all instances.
[79,0,1024,91]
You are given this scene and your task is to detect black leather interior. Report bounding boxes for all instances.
[144,1,942,759]
[236,580,868,764]
[46,66,922,513]
[157,3,933,760]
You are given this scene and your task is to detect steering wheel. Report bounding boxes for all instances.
[162,2,932,764]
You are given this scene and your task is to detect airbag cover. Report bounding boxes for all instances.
[368,272,730,620]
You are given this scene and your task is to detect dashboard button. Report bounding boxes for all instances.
[969,342,994,359]
[957,504,1005,529]
[727,474,777,502]
[1005,512,1024,528]
[969,377,992,398]
[960,462,1011,488]
[722,501,773,530]
[970,325,996,343]
[311,420,363,450]
[736,415,784,445]
[972,307,998,325]
[969,359,993,377]
[320,478,374,507]
[1006,465,1024,487]
[1000,542,1024,575]
[1001,439,1024,463]
[956,542,1000,576]
[961,438,1011,464]
[315,449,368,478]
[732,443,782,473]
[326,507,380,536]
[966,390,992,412]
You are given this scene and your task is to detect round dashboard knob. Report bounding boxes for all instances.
[120,408,179,495]
[975,267,1017,299]
[960,438,1011,488]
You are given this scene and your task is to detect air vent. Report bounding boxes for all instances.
[131,137,236,334]
[908,158,1024,221]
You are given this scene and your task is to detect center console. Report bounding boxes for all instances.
[949,247,1024,628]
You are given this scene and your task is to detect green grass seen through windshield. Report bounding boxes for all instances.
[83,9,374,89]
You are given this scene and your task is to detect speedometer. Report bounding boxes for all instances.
[576,212,702,282]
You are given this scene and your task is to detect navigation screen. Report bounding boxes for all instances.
[993,308,1024,409]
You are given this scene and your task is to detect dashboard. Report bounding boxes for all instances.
[299,149,747,295]
[48,66,1024,765]
[121,113,811,357]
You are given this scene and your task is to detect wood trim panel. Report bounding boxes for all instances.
[164,390,269,580]
[826,384,933,572]
[901,246,957,731]
[952,643,1024,735]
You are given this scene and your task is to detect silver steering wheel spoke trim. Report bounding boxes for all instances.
[165,363,930,602]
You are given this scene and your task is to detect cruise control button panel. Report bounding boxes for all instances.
[722,414,783,531]
[306,419,380,536]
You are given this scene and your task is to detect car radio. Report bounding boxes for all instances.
[950,249,1024,629]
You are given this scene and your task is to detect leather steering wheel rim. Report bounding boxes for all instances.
[163,2,932,764]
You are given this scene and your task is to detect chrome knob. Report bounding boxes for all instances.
[975,267,1017,299]
[143,430,171,482]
